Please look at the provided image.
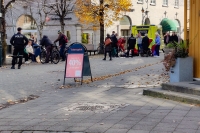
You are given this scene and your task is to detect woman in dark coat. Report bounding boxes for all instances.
[103,34,112,61]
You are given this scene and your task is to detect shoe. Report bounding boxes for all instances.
[110,59,112,61]
[18,66,21,69]
[162,49,165,53]
[103,58,106,60]
[11,66,15,69]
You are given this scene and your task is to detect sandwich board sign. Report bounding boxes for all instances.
[63,42,93,85]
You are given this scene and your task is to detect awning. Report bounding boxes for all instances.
[160,18,177,32]
[172,20,180,28]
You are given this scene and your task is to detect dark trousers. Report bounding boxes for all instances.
[59,45,66,60]
[46,45,52,63]
[104,51,112,59]
[127,48,134,57]
[12,48,24,66]
[155,45,160,56]
[24,53,33,62]
[114,46,119,57]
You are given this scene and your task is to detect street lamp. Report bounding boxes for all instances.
[175,12,178,18]
[141,7,144,25]
[164,11,167,18]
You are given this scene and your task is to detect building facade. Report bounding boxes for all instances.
[106,0,185,38]
[5,0,185,53]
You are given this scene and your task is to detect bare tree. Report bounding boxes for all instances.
[1,0,28,64]
[27,0,52,39]
[46,0,75,33]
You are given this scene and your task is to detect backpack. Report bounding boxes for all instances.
[63,35,68,43]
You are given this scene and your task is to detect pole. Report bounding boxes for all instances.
[184,0,187,40]
[142,13,143,25]
[0,0,2,67]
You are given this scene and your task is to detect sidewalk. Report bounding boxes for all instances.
[0,54,200,132]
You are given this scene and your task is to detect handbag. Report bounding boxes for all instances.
[105,38,112,45]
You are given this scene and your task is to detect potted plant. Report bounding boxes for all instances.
[163,40,193,82]
[163,42,176,55]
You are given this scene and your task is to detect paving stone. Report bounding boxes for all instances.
[127,130,150,133]
[174,128,197,133]
[33,131,46,133]
[0,131,12,133]
[132,124,155,131]
[105,128,128,133]
[152,126,176,132]
[111,123,133,129]
[67,126,88,132]
[47,125,68,131]
[21,131,33,133]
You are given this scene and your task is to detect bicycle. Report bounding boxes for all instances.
[40,43,60,64]
[97,43,105,54]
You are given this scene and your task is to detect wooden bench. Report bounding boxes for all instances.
[84,44,98,56]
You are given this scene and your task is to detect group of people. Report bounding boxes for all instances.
[103,31,161,60]
[10,27,68,69]
[164,31,179,46]
[10,27,41,69]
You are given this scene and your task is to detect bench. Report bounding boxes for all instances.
[84,44,98,56]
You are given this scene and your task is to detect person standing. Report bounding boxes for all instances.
[10,27,28,69]
[54,30,67,61]
[103,34,112,61]
[142,34,149,53]
[111,31,118,57]
[126,34,136,57]
[137,33,142,53]
[164,32,170,46]
[170,32,178,44]
[40,35,53,63]
[155,33,161,57]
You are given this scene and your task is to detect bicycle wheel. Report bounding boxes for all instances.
[51,51,60,64]
[97,46,100,54]
[40,50,46,64]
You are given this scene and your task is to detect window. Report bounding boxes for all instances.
[150,0,156,5]
[175,0,179,8]
[137,0,143,4]
[163,0,168,6]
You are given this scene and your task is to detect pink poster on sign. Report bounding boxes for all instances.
[66,54,84,78]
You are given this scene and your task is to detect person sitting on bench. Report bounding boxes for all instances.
[24,39,34,64]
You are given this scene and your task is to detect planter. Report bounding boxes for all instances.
[170,57,193,83]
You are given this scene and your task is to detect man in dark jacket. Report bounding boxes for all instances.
[126,34,136,57]
[142,34,149,53]
[40,35,53,63]
[111,31,118,57]
[10,27,28,69]
[54,30,66,61]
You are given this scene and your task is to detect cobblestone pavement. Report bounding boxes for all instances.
[1,54,200,133]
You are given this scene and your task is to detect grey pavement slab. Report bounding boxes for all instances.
[1,54,200,132]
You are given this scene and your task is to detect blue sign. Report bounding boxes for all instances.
[67,42,87,54]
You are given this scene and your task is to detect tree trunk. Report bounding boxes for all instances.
[60,18,65,33]
[2,11,7,65]
[100,23,104,44]
[99,0,104,54]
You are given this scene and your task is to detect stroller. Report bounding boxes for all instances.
[140,39,154,57]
